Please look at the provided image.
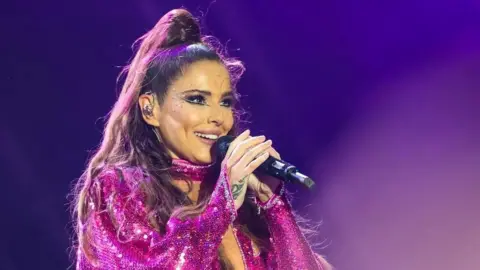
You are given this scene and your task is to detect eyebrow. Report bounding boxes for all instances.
[181,89,234,98]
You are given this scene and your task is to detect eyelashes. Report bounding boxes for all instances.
[184,95,206,105]
[221,97,235,107]
[183,94,235,108]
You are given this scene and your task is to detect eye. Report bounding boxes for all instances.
[220,97,235,108]
[184,95,206,105]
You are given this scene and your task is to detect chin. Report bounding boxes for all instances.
[190,149,214,164]
[193,155,213,165]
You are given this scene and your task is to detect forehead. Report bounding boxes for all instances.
[169,60,231,93]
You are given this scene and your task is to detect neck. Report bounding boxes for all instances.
[170,159,214,203]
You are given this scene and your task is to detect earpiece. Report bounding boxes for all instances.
[143,104,154,117]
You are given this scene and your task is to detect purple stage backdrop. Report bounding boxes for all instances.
[1,0,479,269]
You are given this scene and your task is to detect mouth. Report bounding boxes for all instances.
[194,132,220,145]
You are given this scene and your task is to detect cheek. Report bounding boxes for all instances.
[169,102,203,132]
[225,111,234,131]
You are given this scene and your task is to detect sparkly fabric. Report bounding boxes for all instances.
[262,192,326,269]
[76,161,326,269]
[170,159,212,182]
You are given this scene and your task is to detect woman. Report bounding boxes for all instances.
[72,8,331,270]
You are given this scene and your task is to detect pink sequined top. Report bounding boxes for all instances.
[76,159,327,269]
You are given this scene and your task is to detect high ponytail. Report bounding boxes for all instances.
[161,9,201,47]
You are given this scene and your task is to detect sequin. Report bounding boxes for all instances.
[76,161,327,269]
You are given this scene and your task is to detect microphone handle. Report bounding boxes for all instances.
[255,156,315,189]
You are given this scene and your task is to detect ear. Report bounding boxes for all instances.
[139,93,160,127]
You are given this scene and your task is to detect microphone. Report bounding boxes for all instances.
[214,135,316,189]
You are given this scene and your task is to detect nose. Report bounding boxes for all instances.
[207,105,225,126]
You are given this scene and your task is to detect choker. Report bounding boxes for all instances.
[170,159,213,182]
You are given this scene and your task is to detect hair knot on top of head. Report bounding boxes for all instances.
[163,9,202,48]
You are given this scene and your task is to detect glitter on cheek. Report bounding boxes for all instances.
[171,99,184,112]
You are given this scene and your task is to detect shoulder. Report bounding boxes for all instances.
[93,165,148,195]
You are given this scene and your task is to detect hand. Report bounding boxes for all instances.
[247,144,282,203]
[221,129,273,210]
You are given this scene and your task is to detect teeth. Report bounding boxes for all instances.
[194,132,219,140]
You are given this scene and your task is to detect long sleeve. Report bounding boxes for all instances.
[259,186,328,270]
[77,166,236,269]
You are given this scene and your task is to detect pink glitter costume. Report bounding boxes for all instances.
[76,159,326,269]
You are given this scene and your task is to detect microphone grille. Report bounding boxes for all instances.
[214,135,235,160]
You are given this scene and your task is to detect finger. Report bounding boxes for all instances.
[225,129,250,159]
[245,152,270,175]
[236,140,272,169]
[229,136,266,167]
[268,147,281,160]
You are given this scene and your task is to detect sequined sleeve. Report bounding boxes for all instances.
[78,167,236,269]
[258,185,328,270]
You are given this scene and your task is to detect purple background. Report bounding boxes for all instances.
[1,0,479,269]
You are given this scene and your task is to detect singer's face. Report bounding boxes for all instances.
[152,60,234,164]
